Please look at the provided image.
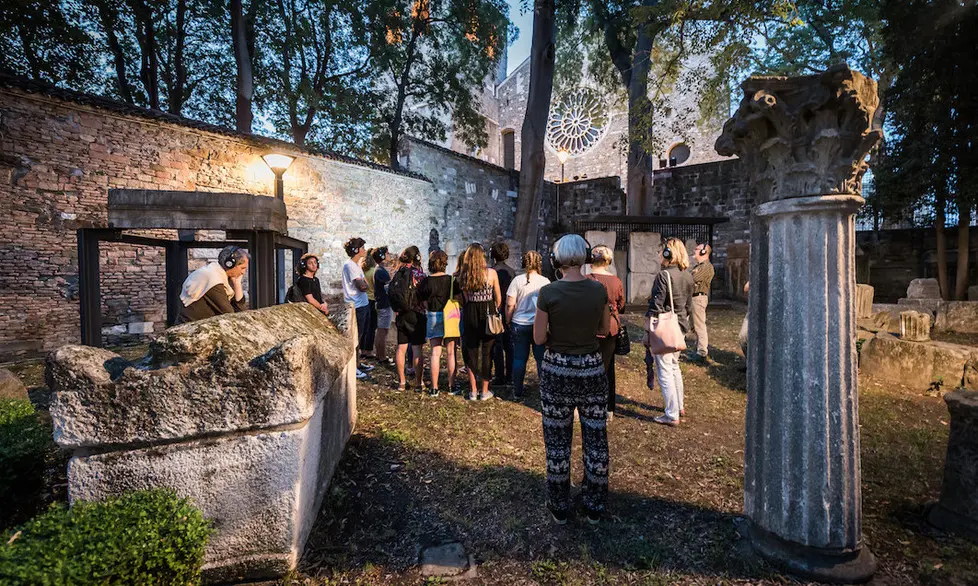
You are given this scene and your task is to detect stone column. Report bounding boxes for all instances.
[929,389,978,541]
[716,65,882,583]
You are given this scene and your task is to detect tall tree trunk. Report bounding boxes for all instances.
[954,200,971,300]
[231,0,254,132]
[513,0,556,251]
[129,0,160,109]
[935,189,949,300]
[95,0,135,104]
[388,28,422,168]
[626,23,654,214]
[168,0,188,115]
[15,24,41,79]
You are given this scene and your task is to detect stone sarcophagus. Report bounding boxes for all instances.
[46,303,357,582]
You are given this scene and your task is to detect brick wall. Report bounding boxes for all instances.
[0,85,516,361]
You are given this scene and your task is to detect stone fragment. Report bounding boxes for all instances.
[855,284,874,319]
[907,278,942,299]
[928,389,978,541]
[900,311,931,342]
[585,230,616,250]
[969,286,978,302]
[627,272,655,305]
[965,360,978,390]
[859,334,976,390]
[420,542,468,577]
[896,298,942,318]
[0,368,28,400]
[628,232,662,274]
[935,302,978,334]
[127,321,154,334]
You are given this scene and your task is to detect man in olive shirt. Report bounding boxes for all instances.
[689,243,715,359]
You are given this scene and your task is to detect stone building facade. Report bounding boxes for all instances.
[0,77,518,361]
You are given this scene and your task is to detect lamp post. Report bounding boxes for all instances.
[262,153,296,199]
[556,149,570,226]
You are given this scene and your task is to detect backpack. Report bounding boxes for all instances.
[388,267,417,312]
[285,284,302,303]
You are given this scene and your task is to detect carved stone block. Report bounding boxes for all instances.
[628,232,662,274]
[585,230,616,250]
[627,272,655,305]
[907,278,942,300]
[929,390,978,542]
[855,284,874,319]
[900,311,931,342]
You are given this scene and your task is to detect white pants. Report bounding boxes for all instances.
[654,351,685,420]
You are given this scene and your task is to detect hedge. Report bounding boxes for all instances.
[0,398,52,528]
[0,489,212,585]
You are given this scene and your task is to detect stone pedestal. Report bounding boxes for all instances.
[855,284,874,319]
[929,390,978,542]
[717,65,881,583]
[900,310,931,342]
[907,278,942,300]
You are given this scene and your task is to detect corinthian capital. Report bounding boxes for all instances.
[715,64,882,203]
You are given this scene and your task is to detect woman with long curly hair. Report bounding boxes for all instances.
[458,243,502,400]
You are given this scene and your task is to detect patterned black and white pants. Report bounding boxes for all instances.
[540,349,610,514]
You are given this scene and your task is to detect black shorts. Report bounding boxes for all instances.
[395,310,427,346]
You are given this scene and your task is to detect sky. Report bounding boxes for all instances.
[506,0,533,75]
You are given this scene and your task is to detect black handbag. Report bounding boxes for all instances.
[614,315,631,355]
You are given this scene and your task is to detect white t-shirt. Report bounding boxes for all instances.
[506,272,551,326]
[342,259,369,308]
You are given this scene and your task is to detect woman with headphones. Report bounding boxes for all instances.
[645,237,695,426]
[177,245,249,324]
[533,234,610,525]
[505,250,549,400]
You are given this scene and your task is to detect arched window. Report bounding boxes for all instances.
[668,143,691,167]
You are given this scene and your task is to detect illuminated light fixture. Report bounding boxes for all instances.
[556,149,570,165]
[555,149,570,225]
[261,153,296,199]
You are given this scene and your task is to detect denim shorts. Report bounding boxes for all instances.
[377,307,394,329]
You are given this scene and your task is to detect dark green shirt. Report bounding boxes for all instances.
[691,261,715,296]
[536,279,608,354]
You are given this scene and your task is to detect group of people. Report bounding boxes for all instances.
[175,233,716,525]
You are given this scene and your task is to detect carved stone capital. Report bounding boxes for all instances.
[715,64,882,202]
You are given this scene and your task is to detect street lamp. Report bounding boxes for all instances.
[555,149,570,225]
[262,153,295,199]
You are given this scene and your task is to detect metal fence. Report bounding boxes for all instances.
[575,216,728,251]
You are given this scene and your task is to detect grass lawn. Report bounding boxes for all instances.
[294,306,978,585]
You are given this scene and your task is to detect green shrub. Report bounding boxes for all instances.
[0,398,52,527]
[0,489,212,585]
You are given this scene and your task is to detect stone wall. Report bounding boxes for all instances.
[0,81,517,361]
[537,177,627,252]
[856,226,978,303]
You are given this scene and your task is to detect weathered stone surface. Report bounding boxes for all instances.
[907,278,942,300]
[48,303,358,580]
[896,298,942,318]
[966,360,978,390]
[627,272,655,305]
[928,389,978,542]
[628,232,662,274]
[420,542,469,577]
[860,334,977,390]
[48,304,353,448]
[900,311,931,342]
[585,230,616,250]
[935,302,978,334]
[0,368,27,400]
[855,284,874,319]
[719,65,880,583]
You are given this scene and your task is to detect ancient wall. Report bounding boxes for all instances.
[0,80,515,361]
[536,176,627,252]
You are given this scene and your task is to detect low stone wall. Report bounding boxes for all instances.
[859,332,978,391]
[45,303,357,582]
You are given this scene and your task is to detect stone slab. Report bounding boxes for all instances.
[859,334,978,390]
[0,368,27,400]
[855,284,874,319]
[907,278,942,300]
[48,304,354,448]
[107,189,288,232]
[628,272,655,305]
[896,298,942,317]
[628,232,662,273]
[585,230,616,250]
[935,302,978,334]
[420,542,468,577]
[929,389,978,541]
[127,321,154,334]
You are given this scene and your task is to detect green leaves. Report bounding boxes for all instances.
[0,399,52,529]
[0,489,212,586]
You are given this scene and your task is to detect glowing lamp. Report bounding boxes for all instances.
[556,149,570,165]
[261,153,295,199]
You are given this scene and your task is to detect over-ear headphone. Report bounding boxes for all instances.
[220,246,240,269]
[298,253,317,273]
[662,245,673,260]
[415,251,422,262]
[697,243,709,256]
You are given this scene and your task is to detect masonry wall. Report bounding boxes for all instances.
[536,177,627,252]
[0,87,511,361]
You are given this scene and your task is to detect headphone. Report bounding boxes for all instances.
[662,245,673,260]
[298,253,317,273]
[344,238,365,257]
[697,243,709,256]
[549,236,593,270]
[220,246,241,270]
[415,250,422,262]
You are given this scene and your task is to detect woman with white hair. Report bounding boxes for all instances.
[588,245,625,420]
[534,234,610,524]
[645,237,695,426]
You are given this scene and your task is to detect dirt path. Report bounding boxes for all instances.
[294,306,978,585]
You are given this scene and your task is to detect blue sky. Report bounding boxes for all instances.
[506,0,533,74]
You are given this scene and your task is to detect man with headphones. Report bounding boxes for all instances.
[342,237,374,379]
[689,242,715,360]
[294,253,329,315]
[176,245,249,323]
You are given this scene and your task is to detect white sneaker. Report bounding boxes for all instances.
[358,363,375,372]
[356,369,368,380]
